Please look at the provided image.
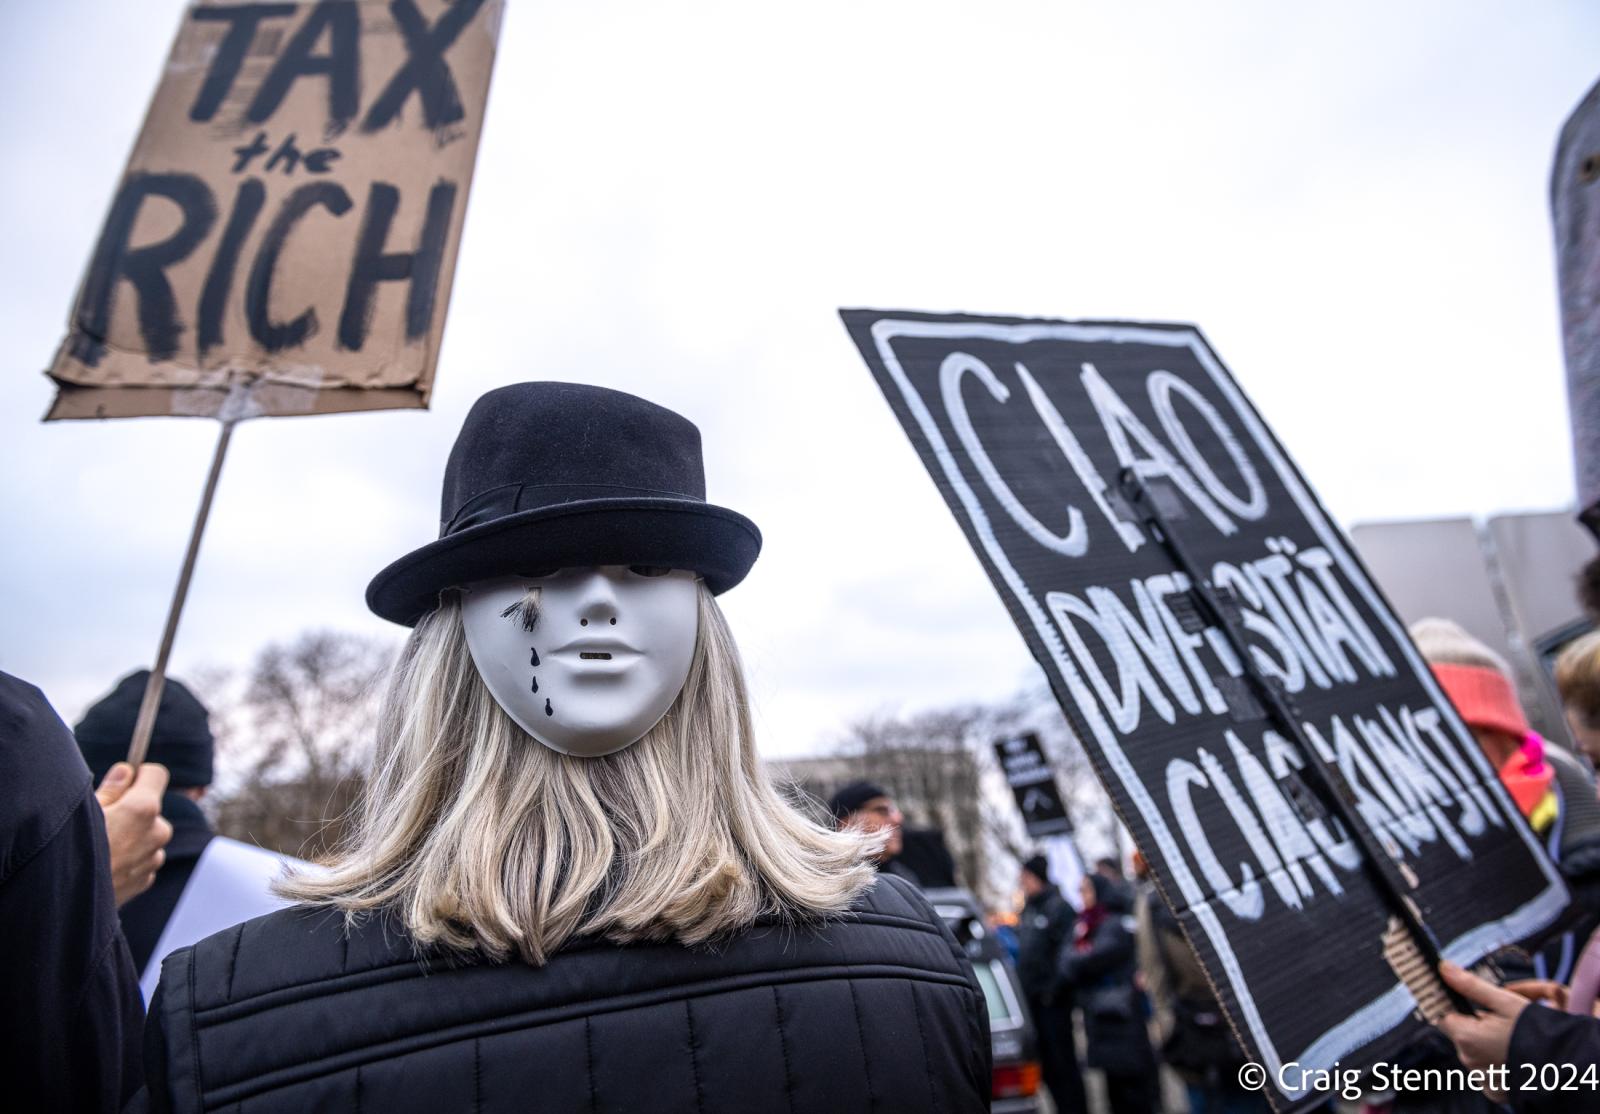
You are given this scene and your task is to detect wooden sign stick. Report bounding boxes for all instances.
[126,418,236,768]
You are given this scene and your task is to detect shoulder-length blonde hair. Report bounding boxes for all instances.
[280,583,878,964]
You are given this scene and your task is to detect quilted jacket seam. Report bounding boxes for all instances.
[225,925,243,1001]
[684,1000,706,1114]
[771,985,796,1114]
[186,947,205,1113]
[197,967,971,1107]
[583,1016,597,1111]
[907,982,942,1114]
[846,980,877,1112]
[194,911,946,1024]
[880,874,992,1094]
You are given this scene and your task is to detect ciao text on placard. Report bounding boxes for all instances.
[847,310,1566,1097]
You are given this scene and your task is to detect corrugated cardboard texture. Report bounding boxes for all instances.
[45,0,501,420]
[842,308,1570,1111]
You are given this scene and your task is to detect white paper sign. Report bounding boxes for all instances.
[139,837,318,1001]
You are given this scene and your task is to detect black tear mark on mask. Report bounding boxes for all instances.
[501,595,539,632]
[544,698,553,717]
[529,647,539,667]
[530,675,538,694]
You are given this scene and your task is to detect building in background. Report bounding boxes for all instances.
[1350,509,1597,744]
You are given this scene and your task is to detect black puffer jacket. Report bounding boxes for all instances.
[1059,877,1157,1078]
[1015,884,1075,1005]
[132,873,990,1113]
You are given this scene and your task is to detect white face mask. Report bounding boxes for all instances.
[461,567,700,757]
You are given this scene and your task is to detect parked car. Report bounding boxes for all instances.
[924,887,1043,1114]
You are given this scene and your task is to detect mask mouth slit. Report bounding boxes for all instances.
[579,651,612,660]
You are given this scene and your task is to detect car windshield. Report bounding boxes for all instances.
[970,959,1014,1025]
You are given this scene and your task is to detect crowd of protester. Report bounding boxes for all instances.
[816,604,1600,1114]
[968,611,1600,1114]
[7,382,1600,1113]
[999,840,1270,1114]
[15,607,1600,1112]
[7,383,998,1114]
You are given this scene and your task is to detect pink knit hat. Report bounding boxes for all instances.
[1429,662,1533,738]
[1409,618,1532,738]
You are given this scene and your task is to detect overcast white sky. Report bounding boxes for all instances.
[1,0,1595,758]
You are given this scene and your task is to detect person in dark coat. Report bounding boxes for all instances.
[0,671,167,1112]
[1015,853,1087,1114]
[829,779,925,885]
[1060,872,1159,1114]
[75,670,216,977]
[1136,873,1267,1114]
[130,383,992,1114]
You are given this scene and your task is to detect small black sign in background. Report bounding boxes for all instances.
[994,733,1073,837]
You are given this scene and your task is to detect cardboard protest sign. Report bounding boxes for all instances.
[994,733,1073,837]
[45,0,501,421]
[842,309,1568,1109]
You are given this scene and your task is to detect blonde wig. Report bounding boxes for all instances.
[280,584,880,964]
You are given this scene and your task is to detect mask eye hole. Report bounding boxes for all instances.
[517,568,560,580]
[629,565,673,578]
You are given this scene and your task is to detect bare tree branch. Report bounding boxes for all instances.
[202,630,393,860]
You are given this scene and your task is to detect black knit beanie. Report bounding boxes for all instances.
[74,670,214,788]
[828,780,889,822]
[1021,854,1051,885]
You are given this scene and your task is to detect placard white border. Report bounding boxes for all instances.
[868,317,1568,1102]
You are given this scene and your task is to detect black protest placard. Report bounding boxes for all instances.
[994,733,1073,837]
[842,309,1568,1109]
[45,0,501,421]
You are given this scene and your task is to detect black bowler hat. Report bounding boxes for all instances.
[367,382,762,626]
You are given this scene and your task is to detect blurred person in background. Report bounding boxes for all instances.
[1555,630,1600,767]
[2,671,170,1112]
[1412,618,1600,985]
[1016,853,1087,1114]
[75,670,216,978]
[1134,851,1267,1114]
[1579,560,1600,627]
[1094,856,1125,882]
[830,779,922,884]
[78,670,311,1000]
[127,383,992,1113]
[1060,872,1159,1114]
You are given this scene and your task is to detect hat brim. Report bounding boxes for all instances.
[366,498,762,627]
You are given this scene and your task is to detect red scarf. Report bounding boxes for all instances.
[1074,903,1107,950]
